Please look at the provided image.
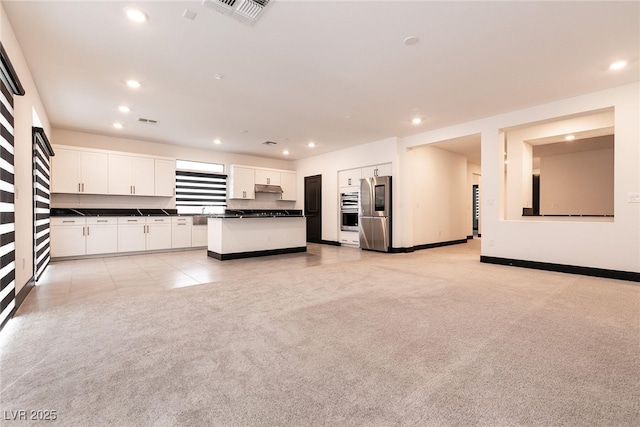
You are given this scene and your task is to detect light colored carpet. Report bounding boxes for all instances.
[1,244,639,426]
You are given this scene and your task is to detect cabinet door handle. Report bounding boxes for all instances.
[348,178,351,185]
[78,183,81,192]
[87,226,90,236]
[82,226,85,236]
[97,220,108,223]
[82,183,85,192]
[63,220,75,223]
[133,185,136,194]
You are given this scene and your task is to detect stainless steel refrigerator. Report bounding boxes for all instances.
[359,175,391,252]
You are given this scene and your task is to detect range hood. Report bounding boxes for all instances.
[255,184,283,194]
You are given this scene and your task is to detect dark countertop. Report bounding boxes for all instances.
[210,209,304,219]
[50,208,303,218]
[51,208,178,217]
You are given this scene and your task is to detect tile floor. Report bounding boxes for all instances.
[17,242,379,314]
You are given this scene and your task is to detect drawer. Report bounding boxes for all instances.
[86,217,118,225]
[172,216,193,225]
[146,217,171,224]
[51,217,86,226]
[118,217,145,224]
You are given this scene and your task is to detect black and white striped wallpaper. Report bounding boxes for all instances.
[33,128,53,281]
[0,77,16,328]
[1,42,25,330]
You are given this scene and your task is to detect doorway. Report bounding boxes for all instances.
[304,175,322,243]
[472,184,479,236]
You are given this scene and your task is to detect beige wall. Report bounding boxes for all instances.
[403,82,639,273]
[540,148,614,215]
[407,145,468,245]
[1,3,52,292]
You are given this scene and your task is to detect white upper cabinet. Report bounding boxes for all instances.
[229,166,255,199]
[338,168,362,188]
[255,169,281,186]
[280,171,296,201]
[361,163,392,179]
[154,159,175,197]
[51,148,108,194]
[51,145,175,197]
[108,154,155,196]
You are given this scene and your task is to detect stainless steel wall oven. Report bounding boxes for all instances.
[340,192,359,231]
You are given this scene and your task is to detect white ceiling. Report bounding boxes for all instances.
[3,0,639,161]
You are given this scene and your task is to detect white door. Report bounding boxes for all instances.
[81,151,109,194]
[117,219,146,252]
[230,166,255,199]
[109,155,134,195]
[50,223,86,257]
[171,222,192,248]
[280,172,297,201]
[133,157,155,196]
[154,159,175,197]
[50,148,81,193]
[85,218,118,255]
[146,218,172,250]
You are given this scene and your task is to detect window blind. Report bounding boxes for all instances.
[175,170,227,213]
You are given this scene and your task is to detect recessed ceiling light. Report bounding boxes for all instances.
[214,73,224,80]
[609,60,628,70]
[126,80,141,89]
[113,123,123,129]
[126,8,148,23]
[283,150,290,155]
[404,36,419,46]
[118,105,130,113]
[213,139,221,145]
[308,142,315,148]
[565,134,576,141]
[411,117,422,125]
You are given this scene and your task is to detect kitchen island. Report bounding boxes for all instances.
[207,210,306,260]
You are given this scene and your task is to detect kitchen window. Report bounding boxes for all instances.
[175,160,227,215]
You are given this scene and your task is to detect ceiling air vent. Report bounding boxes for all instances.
[202,0,271,26]
[137,118,158,125]
[262,141,277,146]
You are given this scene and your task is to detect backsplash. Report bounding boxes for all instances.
[51,194,175,209]
[51,192,294,211]
[227,192,295,210]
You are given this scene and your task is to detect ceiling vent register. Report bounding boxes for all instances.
[202,0,270,26]
[137,118,158,125]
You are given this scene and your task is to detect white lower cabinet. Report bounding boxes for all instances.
[339,230,359,246]
[51,217,119,257]
[171,217,192,248]
[117,217,146,252]
[50,217,87,257]
[85,217,118,255]
[52,215,204,258]
[191,225,207,247]
[146,217,172,251]
[118,217,172,252]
